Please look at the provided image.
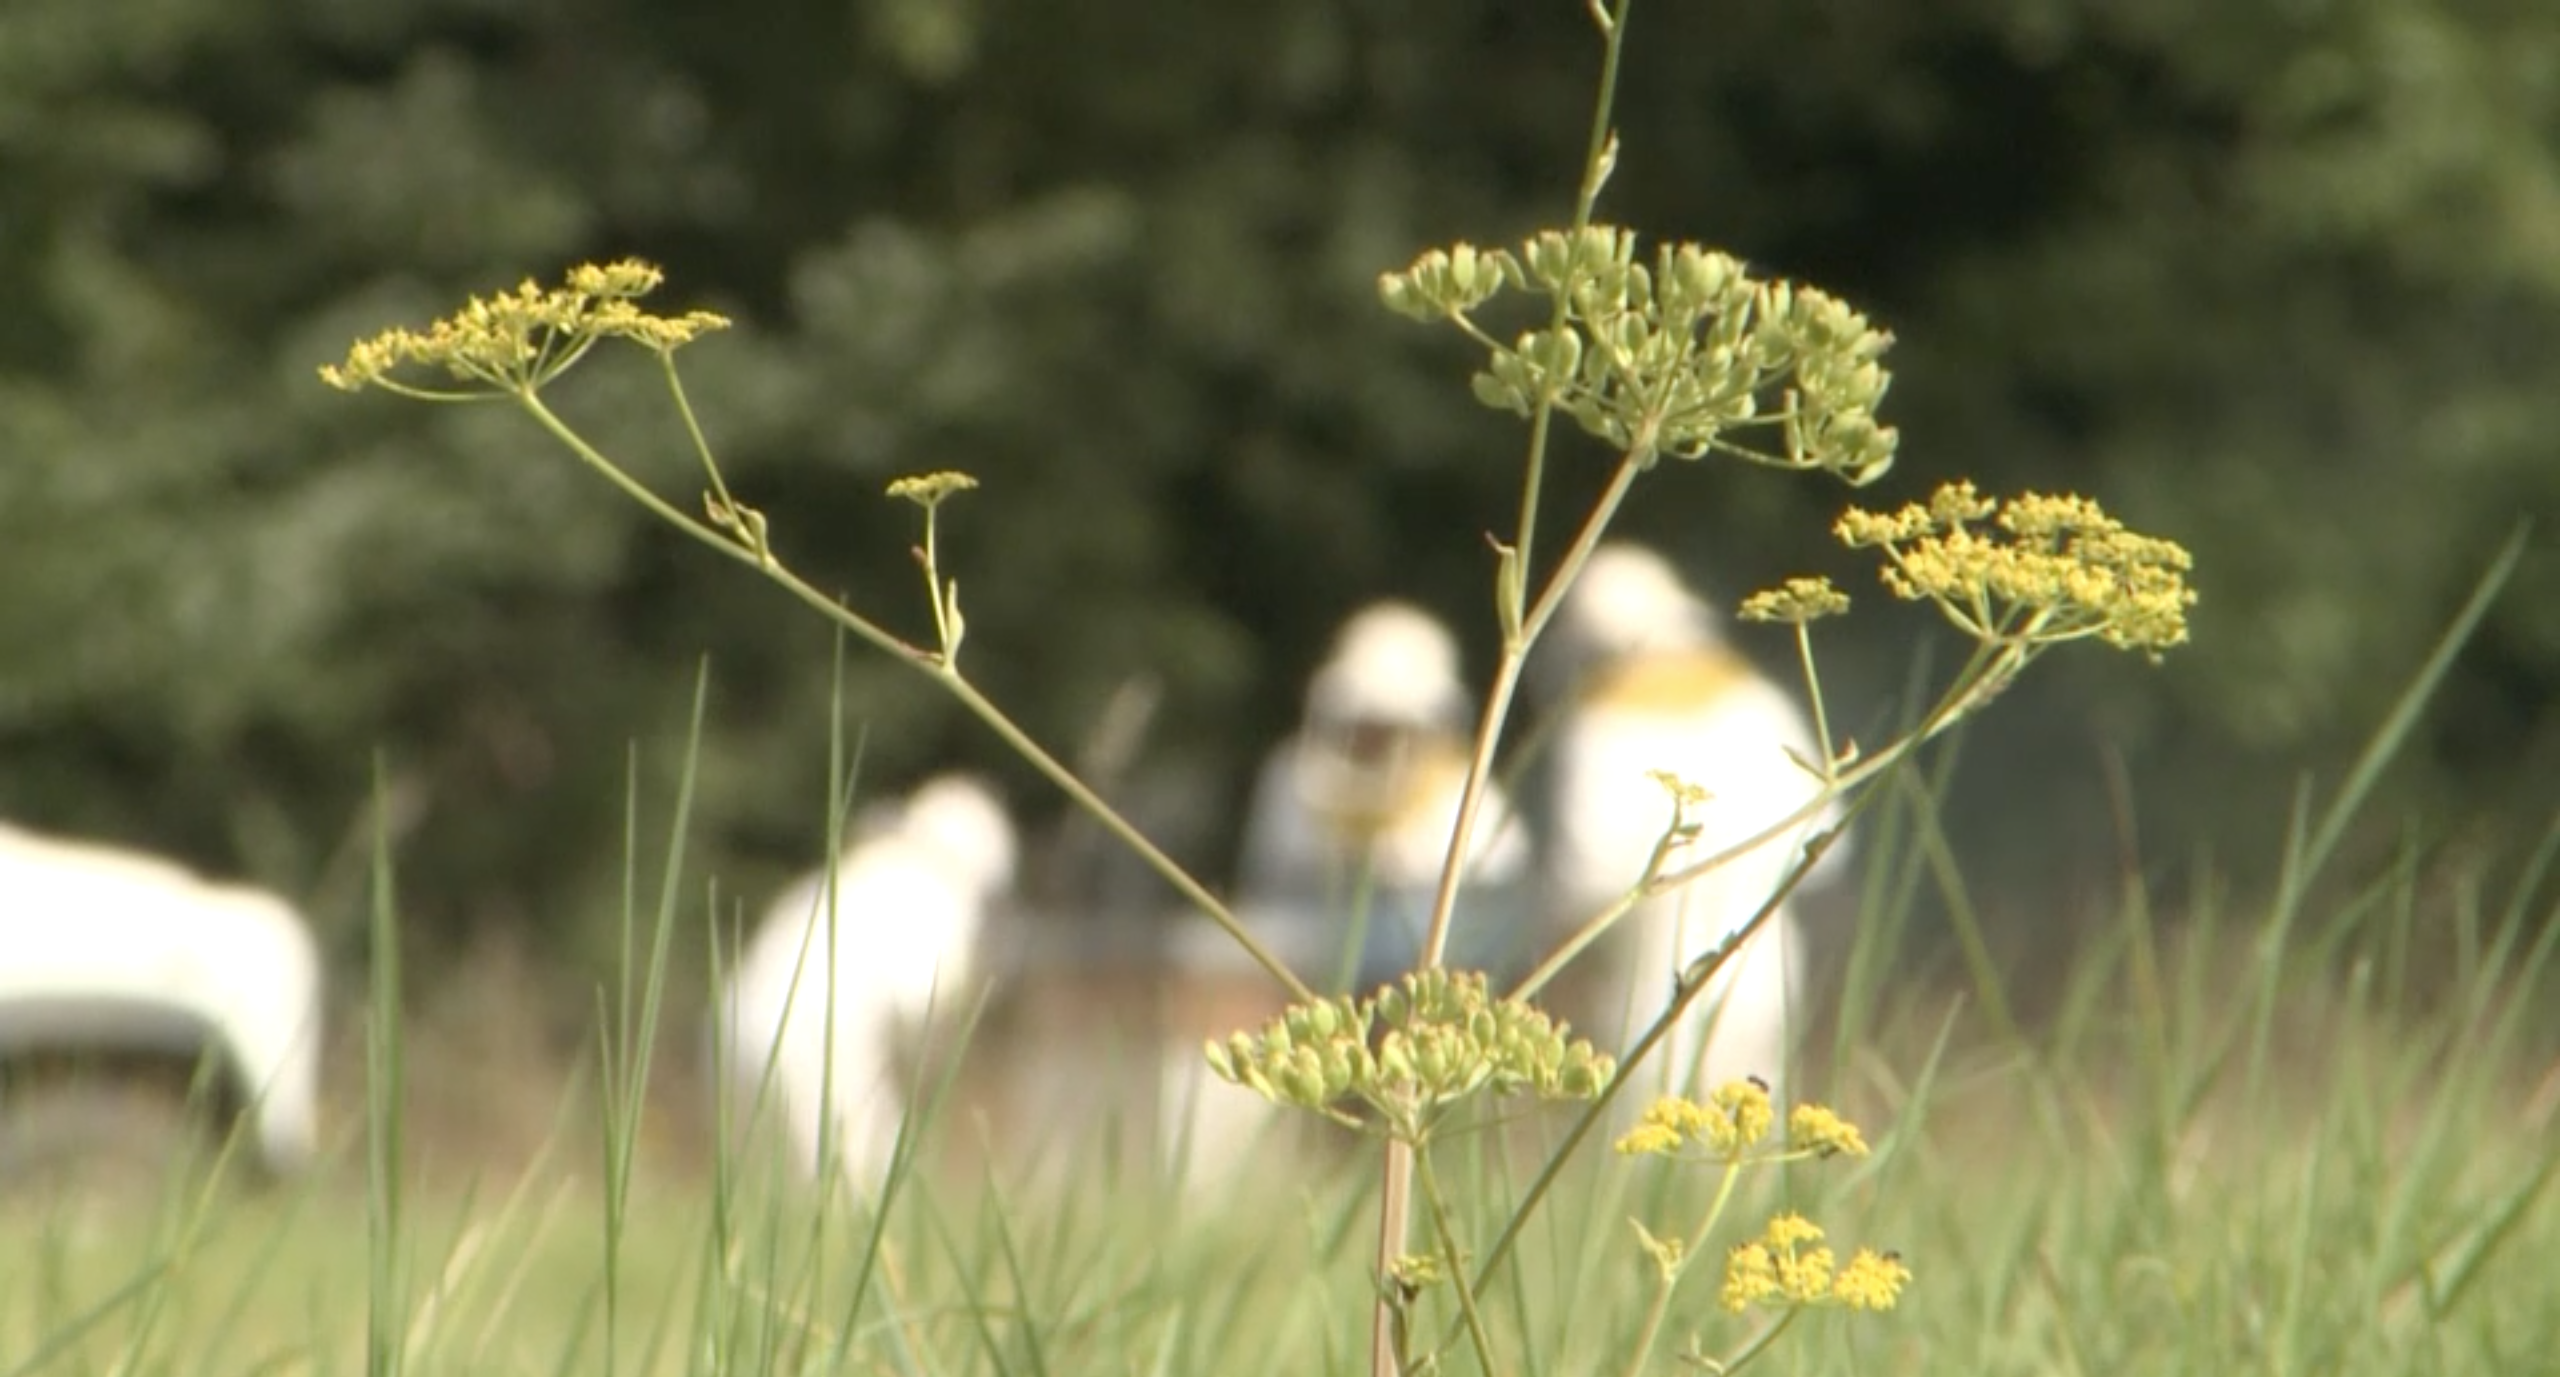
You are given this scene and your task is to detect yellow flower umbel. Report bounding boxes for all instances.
[322,260,774,567]
[1737,576,1850,625]
[1836,480,2196,659]
[887,471,983,665]
[1786,1101,1870,1158]
[1613,1079,1864,1166]
[1616,1083,1905,1370]
[1830,1246,1914,1312]
[1719,1213,1909,1313]
[320,259,729,400]
[886,471,981,508]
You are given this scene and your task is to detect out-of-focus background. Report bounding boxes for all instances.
[2,0,2555,1123]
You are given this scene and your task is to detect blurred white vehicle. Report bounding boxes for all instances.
[0,823,323,1176]
[716,773,1017,1190]
[1542,543,1846,1102]
[1165,601,1534,1184]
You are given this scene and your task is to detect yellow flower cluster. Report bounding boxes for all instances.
[1645,768,1714,815]
[1719,1213,1909,1313]
[1617,1074,1781,1151]
[319,259,730,398]
[1387,1252,1445,1293]
[1835,480,2196,657]
[886,471,981,507]
[1614,1080,1873,1164]
[1786,1102,1870,1158]
[1737,576,1850,624]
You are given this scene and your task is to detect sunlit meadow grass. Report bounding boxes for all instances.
[6,890,2554,1376]
[24,0,2544,1369]
[5,646,2554,1376]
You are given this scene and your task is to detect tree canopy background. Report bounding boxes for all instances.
[2,0,2553,1010]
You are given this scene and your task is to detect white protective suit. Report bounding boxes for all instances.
[718,773,1017,1189]
[1543,543,1847,1102]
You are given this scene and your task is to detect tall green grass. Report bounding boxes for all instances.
[3,554,2554,1374]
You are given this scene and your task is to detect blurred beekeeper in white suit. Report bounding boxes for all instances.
[718,772,1017,1190]
[1161,601,1534,1184]
[1233,599,1535,992]
[1541,542,1846,1102]
[0,822,323,1177]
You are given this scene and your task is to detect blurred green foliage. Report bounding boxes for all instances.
[1,0,2553,982]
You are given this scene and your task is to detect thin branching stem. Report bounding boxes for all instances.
[1617,1269,1677,1377]
[1370,3,1638,1369]
[1483,863,1804,1271]
[514,387,1316,1005]
[1420,447,1650,970]
[936,669,1316,1002]
[1431,822,1860,1367]
[1793,624,1837,780]
[1414,1151,1501,1377]
[655,350,772,564]
[1424,665,1977,1364]
[1688,1159,1747,1259]
[656,352,739,526]
[1573,0,1635,228]
[1717,1307,1802,1374]
[1371,444,1648,1375]
[917,509,954,659]
[1610,1157,1749,1377]
[1511,635,2014,1002]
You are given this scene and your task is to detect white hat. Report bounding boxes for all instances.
[900,772,1019,895]
[1303,601,1471,732]
[1551,542,1718,661]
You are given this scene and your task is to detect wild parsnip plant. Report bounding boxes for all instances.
[316,2,2202,1373]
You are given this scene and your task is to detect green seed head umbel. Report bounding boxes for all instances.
[1378,227,1898,485]
[1204,969,1615,1142]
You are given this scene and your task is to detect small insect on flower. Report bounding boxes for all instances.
[1716,1213,1909,1314]
[1720,1240,1782,1312]
[1611,1080,1802,1162]
[1831,1248,1912,1312]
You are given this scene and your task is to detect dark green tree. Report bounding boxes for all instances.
[1,0,2551,998]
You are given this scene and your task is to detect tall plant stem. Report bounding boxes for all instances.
[1369,4,1640,1372]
